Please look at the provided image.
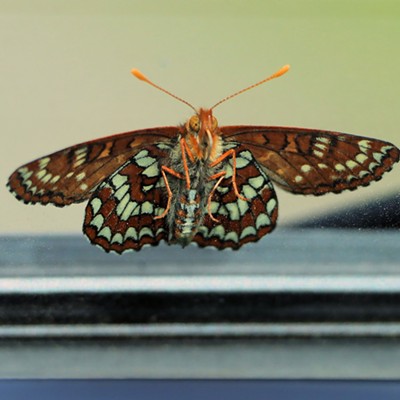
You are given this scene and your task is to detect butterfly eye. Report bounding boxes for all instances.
[211,116,218,130]
[189,115,200,132]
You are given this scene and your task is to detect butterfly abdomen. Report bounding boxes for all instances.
[170,189,204,247]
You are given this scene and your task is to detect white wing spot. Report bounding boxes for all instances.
[131,203,141,216]
[76,172,86,181]
[301,165,312,173]
[334,163,346,172]
[355,153,368,164]
[155,207,166,217]
[139,227,154,239]
[20,169,33,180]
[381,145,394,153]
[256,213,271,229]
[134,149,149,160]
[210,225,225,239]
[73,158,86,168]
[75,151,86,161]
[295,175,303,183]
[210,201,219,214]
[75,147,87,156]
[368,162,379,172]
[111,233,123,244]
[41,173,53,184]
[135,156,156,168]
[114,184,130,201]
[124,227,138,241]
[225,202,240,221]
[38,157,50,169]
[216,185,229,194]
[112,174,128,189]
[314,143,327,151]
[241,184,257,200]
[18,167,28,174]
[239,150,253,160]
[224,164,233,179]
[36,170,46,180]
[345,160,358,170]
[248,175,265,190]
[98,227,112,241]
[237,198,249,216]
[156,143,172,150]
[116,193,130,216]
[141,201,154,214]
[239,226,257,240]
[90,198,102,215]
[224,231,239,243]
[316,137,330,144]
[216,204,228,216]
[235,153,252,169]
[121,201,138,221]
[90,214,104,230]
[373,152,384,163]
[313,150,324,158]
[142,184,155,192]
[155,227,164,236]
[50,175,60,184]
[266,198,277,215]
[358,140,371,152]
[142,164,160,178]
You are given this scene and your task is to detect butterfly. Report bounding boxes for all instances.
[7,65,400,253]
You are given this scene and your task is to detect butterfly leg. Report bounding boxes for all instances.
[180,138,196,190]
[155,166,185,220]
[209,149,249,201]
[206,171,226,222]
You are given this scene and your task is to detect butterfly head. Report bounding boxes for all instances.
[185,108,220,160]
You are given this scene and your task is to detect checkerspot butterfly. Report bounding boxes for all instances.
[7,65,399,253]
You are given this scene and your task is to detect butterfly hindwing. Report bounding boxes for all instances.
[83,143,171,253]
[7,127,179,206]
[193,143,278,249]
[221,126,400,195]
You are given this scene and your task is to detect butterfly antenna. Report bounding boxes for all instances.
[132,69,197,113]
[211,64,290,110]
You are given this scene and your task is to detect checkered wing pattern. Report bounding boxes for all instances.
[7,127,178,206]
[221,126,400,195]
[83,144,171,253]
[193,143,278,249]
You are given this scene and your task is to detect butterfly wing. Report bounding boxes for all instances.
[193,143,278,250]
[221,126,400,195]
[7,127,179,206]
[83,143,171,253]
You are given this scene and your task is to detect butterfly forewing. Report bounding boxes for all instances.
[221,126,400,195]
[83,144,171,253]
[7,127,179,206]
[193,143,278,249]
